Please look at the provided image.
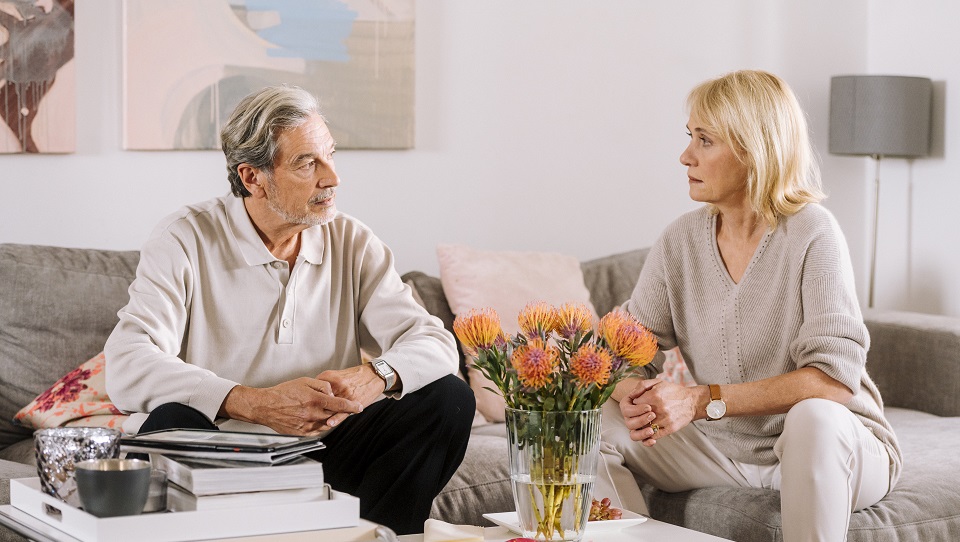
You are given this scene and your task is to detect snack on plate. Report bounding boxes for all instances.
[589,497,623,521]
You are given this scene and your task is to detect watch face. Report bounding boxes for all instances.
[707,400,726,420]
[372,360,395,389]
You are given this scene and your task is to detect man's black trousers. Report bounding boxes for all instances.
[138,374,475,535]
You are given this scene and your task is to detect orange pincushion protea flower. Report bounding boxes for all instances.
[554,302,593,339]
[569,344,613,386]
[455,301,658,413]
[518,301,557,339]
[599,309,658,367]
[511,339,558,389]
[453,308,504,356]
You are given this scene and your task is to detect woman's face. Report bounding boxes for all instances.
[680,113,750,210]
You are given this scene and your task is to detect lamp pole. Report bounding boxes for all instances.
[868,155,881,309]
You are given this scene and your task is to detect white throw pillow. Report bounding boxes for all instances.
[437,244,597,423]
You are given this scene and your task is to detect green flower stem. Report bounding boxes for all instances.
[528,482,546,537]
[527,446,585,540]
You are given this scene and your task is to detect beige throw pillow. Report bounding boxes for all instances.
[437,244,597,423]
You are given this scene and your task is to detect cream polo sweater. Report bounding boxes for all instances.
[628,204,902,486]
[105,195,458,433]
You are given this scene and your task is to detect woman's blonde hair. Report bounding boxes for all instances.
[687,70,825,228]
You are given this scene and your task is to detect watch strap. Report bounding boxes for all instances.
[709,384,722,401]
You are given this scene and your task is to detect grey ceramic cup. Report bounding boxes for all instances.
[34,427,122,505]
[142,468,168,513]
[75,459,152,517]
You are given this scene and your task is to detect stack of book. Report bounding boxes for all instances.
[120,429,328,512]
[156,455,327,511]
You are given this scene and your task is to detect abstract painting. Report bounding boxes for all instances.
[0,0,75,154]
[123,0,415,150]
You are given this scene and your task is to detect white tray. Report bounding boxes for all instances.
[483,510,647,534]
[10,478,360,542]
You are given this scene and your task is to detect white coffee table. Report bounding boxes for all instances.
[3,503,730,542]
[401,520,733,542]
[0,504,388,542]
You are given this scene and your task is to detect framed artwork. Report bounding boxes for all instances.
[0,0,75,154]
[123,0,415,150]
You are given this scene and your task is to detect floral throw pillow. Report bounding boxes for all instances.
[660,347,696,386]
[14,352,128,431]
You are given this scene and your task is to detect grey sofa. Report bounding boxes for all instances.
[2,244,959,541]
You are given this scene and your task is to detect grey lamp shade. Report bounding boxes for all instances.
[829,75,932,157]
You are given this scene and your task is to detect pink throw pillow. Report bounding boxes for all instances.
[14,352,128,431]
[437,244,598,423]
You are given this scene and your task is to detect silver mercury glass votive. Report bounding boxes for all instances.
[34,427,122,505]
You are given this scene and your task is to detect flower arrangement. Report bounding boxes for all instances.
[453,301,658,412]
[453,301,657,541]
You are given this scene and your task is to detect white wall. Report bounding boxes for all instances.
[865,1,960,315]
[11,1,953,316]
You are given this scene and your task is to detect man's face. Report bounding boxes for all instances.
[262,112,340,227]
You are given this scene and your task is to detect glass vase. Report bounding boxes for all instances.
[505,408,602,542]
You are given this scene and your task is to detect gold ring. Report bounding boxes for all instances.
[650,423,660,434]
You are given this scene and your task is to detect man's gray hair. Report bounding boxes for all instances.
[220,85,323,197]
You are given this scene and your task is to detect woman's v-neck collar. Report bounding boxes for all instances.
[709,213,773,287]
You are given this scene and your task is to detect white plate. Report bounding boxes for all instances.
[482,510,647,534]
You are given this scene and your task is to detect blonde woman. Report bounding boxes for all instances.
[597,70,900,542]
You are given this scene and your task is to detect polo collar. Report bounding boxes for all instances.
[225,194,325,267]
[298,225,325,265]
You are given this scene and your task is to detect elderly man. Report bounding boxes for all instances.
[105,86,474,534]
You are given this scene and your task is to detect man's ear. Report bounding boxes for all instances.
[238,163,267,198]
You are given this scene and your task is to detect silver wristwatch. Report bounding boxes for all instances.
[371,359,397,391]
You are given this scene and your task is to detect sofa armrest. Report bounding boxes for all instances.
[864,309,960,417]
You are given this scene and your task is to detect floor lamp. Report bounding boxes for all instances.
[828,75,932,308]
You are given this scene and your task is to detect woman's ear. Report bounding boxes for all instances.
[238,164,267,198]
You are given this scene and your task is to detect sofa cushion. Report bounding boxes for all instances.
[436,244,597,326]
[0,244,138,452]
[430,433,513,526]
[864,309,960,416]
[642,407,960,541]
[1,458,37,503]
[0,439,34,465]
[579,248,649,316]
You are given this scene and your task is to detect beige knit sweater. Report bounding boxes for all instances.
[627,204,902,486]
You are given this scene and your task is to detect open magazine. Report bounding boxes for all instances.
[120,429,325,464]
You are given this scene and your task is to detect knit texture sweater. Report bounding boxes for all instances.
[627,204,902,486]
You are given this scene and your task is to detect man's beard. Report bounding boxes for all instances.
[264,182,337,227]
